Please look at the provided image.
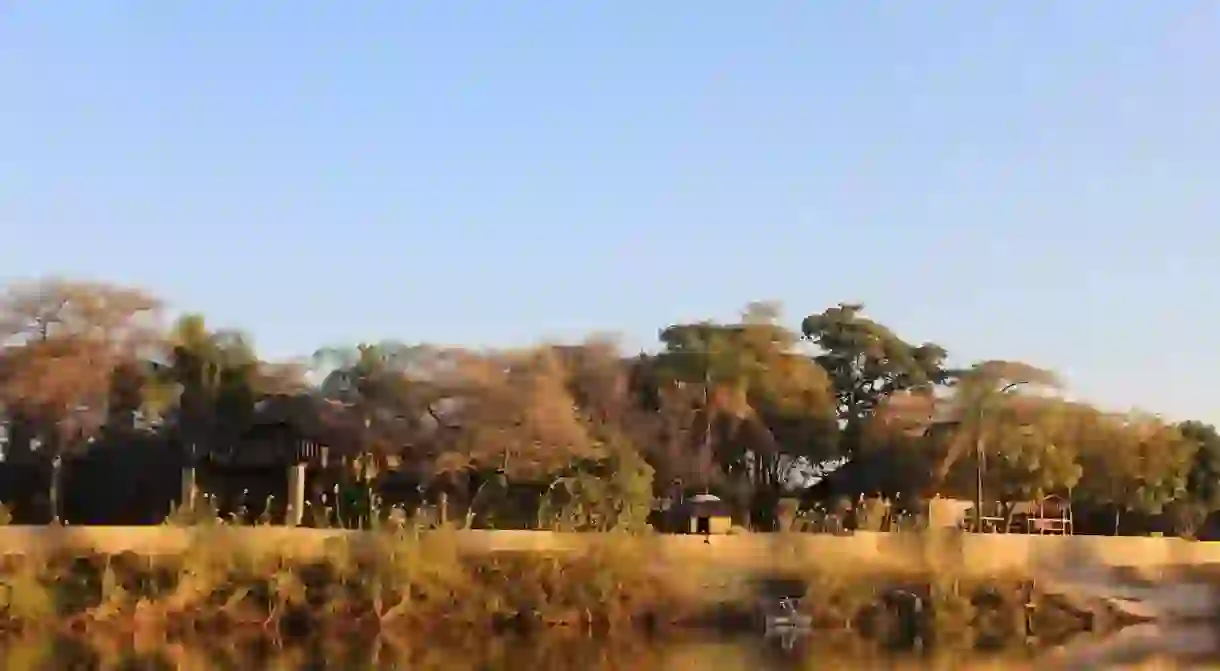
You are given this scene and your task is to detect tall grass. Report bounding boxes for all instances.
[0,524,693,636]
[0,522,1118,653]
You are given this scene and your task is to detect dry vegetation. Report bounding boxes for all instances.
[0,525,706,639]
[0,529,673,637]
[0,629,1102,671]
[0,524,1112,656]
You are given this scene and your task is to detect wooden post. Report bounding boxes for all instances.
[180,465,198,512]
[287,463,307,527]
[49,456,62,524]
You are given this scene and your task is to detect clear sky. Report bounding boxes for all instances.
[1,3,1218,421]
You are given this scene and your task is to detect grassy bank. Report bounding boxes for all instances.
[0,629,1118,671]
[0,527,1126,650]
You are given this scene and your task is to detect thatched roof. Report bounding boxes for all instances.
[253,393,349,432]
[676,494,732,518]
[249,393,436,460]
[800,453,938,502]
[200,394,365,467]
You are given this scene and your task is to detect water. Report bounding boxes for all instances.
[2,628,1218,670]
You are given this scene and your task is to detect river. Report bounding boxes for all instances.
[3,627,1219,670]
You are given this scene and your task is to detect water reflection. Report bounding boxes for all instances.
[2,627,1219,670]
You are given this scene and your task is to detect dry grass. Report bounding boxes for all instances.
[738,535,1117,651]
[0,526,1109,654]
[0,628,672,671]
[0,526,692,637]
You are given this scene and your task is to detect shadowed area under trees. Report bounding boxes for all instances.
[0,277,1216,537]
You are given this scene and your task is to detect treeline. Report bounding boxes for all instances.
[0,278,1217,536]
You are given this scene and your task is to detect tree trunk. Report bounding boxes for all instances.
[286,463,306,527]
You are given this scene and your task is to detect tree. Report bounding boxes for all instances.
[627,357,717,494]
[437,347,604,482]
[800,303,948,456]
[0,274,1213,536]
[973,400,1082,514]
[549,340,693,490]
[656,303,838,528]
[104,360,149,433]
[549,336,633,425]
[925,360,1062,488]
[657,303,837,486]
[1075,412,1193,534]
[539,433,655,532]
[850,414,942,499]
[1172,421,1220,536]
[160,314,261,452]
[312,341,473,487]
[0,279,162,458]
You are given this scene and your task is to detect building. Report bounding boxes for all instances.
[668,493,733,535]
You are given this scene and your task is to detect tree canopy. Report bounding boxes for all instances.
[0,277,1210,535]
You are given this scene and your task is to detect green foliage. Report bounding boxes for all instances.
[1165,421,1220,537]
[162,313,263,445]
[3,278,1217,537]
[1075,413,1193,523]
[539,438,655,532]
[605,441,656,532]
[981,417,1081,503]
[928,360,1063,489]
[656,302,839,489]
[1180,421,1220,509]
[314,341,426,414]
[801,303,948,443]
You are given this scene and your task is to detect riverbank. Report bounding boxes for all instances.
[4,526,1220,576]
[0,526,1151,650]
[5,625,1219,671]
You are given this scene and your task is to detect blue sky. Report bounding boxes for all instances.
[1,3,1218,421]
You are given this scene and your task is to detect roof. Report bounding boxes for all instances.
[677,496,732,517]
[250,394,362,448]
[197,393,366,468]
[801,454,936,501]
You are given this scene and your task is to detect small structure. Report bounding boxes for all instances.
[1012,494,1074,535]
[927,497,974,530]
[670,493,733,535]
[188,394,360,526]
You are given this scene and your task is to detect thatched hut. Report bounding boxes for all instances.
[193,393,365,525]
[669,493,733,535]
